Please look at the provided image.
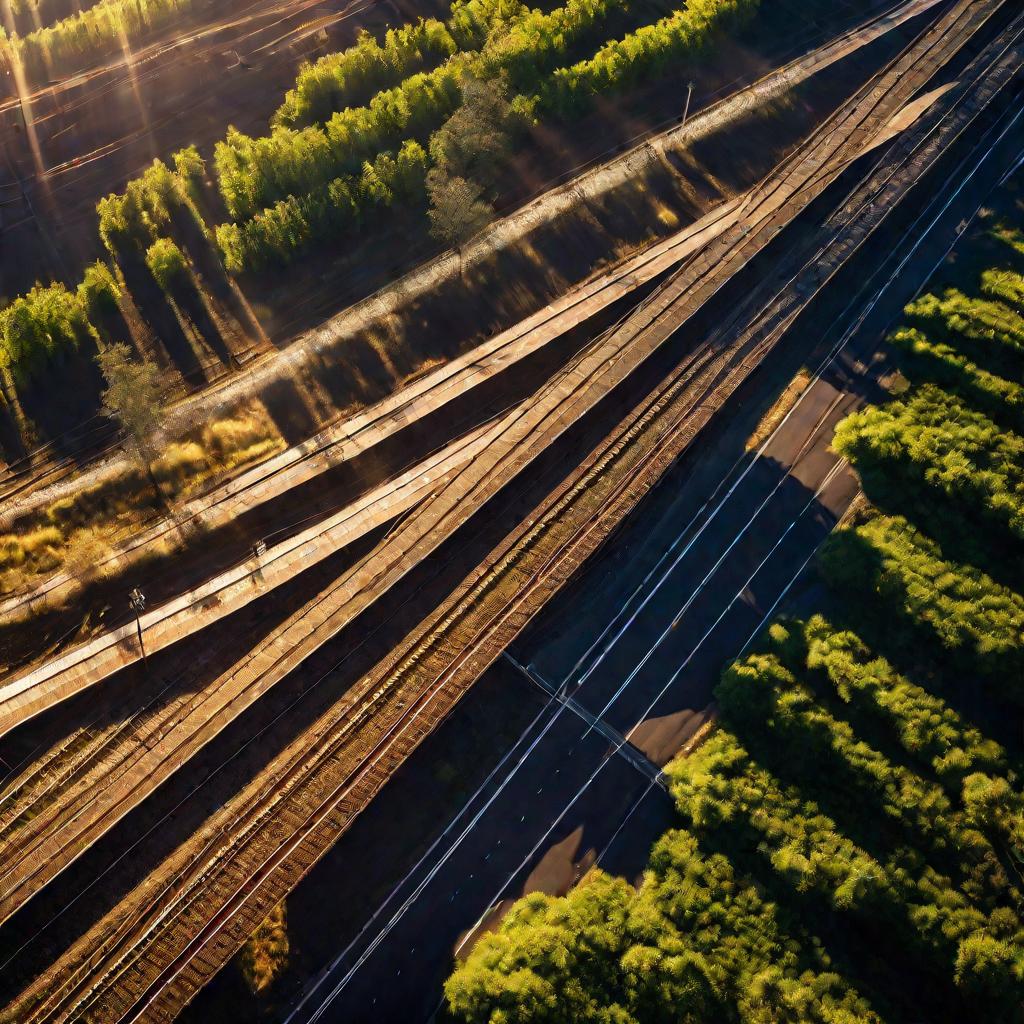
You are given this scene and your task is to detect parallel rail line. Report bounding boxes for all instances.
[3,1,1015,1018]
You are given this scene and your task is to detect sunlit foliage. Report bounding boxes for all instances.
[4,0,194,82]
[0,284,94,386]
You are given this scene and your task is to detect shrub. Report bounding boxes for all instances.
[77,261,122,320]
[0,283,94,386]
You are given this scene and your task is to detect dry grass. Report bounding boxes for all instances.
[0,401,284,598]
[746,368,811,451]
[60,528,114,586]
[238,902,289,995]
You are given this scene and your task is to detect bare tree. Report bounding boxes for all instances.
[96,342,166,506]
[426,171,494,259]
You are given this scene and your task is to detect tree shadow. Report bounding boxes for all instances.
[17,337,105,456]
[117,250,206,384]
[257,374,321,447]
[172,207,263,350]
[820,528,1024,751]
[173,278,234,369]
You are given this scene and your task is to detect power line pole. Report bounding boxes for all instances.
[682,81,695,129]
[129,587,148,669]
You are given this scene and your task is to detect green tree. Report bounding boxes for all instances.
[77,261,122,321]
[0,283,93,386]
[429,75,520,189]
[145,238,189,294]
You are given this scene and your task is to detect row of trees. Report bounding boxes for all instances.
[215,0,625,222]
[214,0,747,227]
[215,139,431,271]
[685,651,1024,1004]
[542,0,758,115]
[216,75,522,270]
[889,326,1024,435]
[0,151,205,442]
[273,19,460,130]
[2,0,194,84]
[4,0,107,37]
[715,652,956,845]
[799,617,1022,858]
[97,150,206,259]
[820,514,1024,700]
[831,384,1024,550]
[799,617,1007,785]
[448,622,1024,1023]
[215,63,464,221]
[445,219,1024,1024]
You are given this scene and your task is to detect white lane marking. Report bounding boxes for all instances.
[287,83,1024,1024]
[454,537,824,962]
[587,458,847,731]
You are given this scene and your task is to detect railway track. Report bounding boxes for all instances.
[0,189,750,715]
[0,0,987,936]
[3,1,1018,1019]
[0,0,941,514]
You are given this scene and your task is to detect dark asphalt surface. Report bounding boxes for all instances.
[273,93,1024,1024]
[284,376,862,1024]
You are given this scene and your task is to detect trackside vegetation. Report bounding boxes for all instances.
[0,0,762,425]
[213,0,760,269]
[239,902,289,994]
[443,209,1024,1023]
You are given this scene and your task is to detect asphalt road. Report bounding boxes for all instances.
[284,372,863,1024]
[263,86,1024,1024]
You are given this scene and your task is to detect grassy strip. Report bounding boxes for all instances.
[0,401,282,595]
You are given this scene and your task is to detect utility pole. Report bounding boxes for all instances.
[682,81,695,129]
[129,587,148,669]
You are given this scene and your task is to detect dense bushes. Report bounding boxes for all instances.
[981,268,1024,311]
[716,652,954,842]
[238,902,289,994]
[904,287,1024,379]
[889,326,1024,434]
[820,514,1024,699]
[447,824,880,1024]
[832,384,1024,545]
[676,678,1024,1012]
